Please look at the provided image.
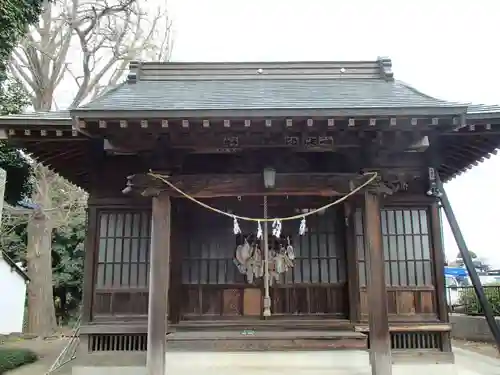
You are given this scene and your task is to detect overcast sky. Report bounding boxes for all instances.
[165,0,500,266]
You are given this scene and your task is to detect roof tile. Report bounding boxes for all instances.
[79,79,459,112]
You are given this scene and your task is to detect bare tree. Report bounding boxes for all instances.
[7,0,172,335]
[9,0,172,110]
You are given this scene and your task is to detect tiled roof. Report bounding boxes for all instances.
[0,110,71,125]
[0,111,71,119]
[75,58,465,115]
[466,104,500,119]
[78,79,462,113]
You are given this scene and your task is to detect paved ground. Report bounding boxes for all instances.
[72,350,500,375]
[2,338,500,375]
[452,339,499,359]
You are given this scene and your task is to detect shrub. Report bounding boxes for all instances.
[459,285,500,316]
[0,348,38,374]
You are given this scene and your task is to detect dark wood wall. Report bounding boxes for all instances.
[84,150,442,323]
[87,196,442,322]
[177,197,348,319]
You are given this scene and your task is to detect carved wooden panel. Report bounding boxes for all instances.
[201,288,222,315]
[93,290,149,316]
[180,285,245,318]
[271,285,348,317]
[223,289,242,316]
[359,287,437,321]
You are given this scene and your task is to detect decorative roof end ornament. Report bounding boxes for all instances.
[127,60,142,84]
[377,56,394,81]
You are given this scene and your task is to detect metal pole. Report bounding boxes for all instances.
[436,174,500,351]
[262,195,271,317]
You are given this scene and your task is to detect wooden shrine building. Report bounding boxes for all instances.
[1,57,500,374]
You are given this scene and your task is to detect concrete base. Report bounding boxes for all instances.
[450,314,500,343]
[72,351,462,375]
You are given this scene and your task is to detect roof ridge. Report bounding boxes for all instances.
[126,57,395,83]
[130,59,389,66]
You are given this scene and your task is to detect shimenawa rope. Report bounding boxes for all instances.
[147,171,378,222]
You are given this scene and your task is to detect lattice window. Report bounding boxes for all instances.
[181,207,344,285]
[181,227,242,285]
[282,208,345,284]
[96,211,151,288]
[356,207,433,287]
[355,209,367,286]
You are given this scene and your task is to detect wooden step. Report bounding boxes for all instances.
[165,330,367,351]
[175,319,354,332]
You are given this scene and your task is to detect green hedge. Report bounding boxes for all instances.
[0,348,38,374]
[459,285,500,316]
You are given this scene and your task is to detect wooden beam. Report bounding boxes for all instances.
[125,173,374,198]
[146,193,171,375]
[363,191,391,375]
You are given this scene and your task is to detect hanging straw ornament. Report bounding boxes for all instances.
[233,216,241,234]
[272,219,282,238]
[256,220,263,239]
[299,216,306,235]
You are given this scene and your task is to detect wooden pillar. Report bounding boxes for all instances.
[147,193,171,375]
[429,202,452,352]
[168,200,182,324]
[363,191,391,375]
[430,202,448,321]
[82,206,98,325]
[344,202,360,323]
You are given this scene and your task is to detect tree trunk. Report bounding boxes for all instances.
[34,90,53,112]
[26,211,56,336]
